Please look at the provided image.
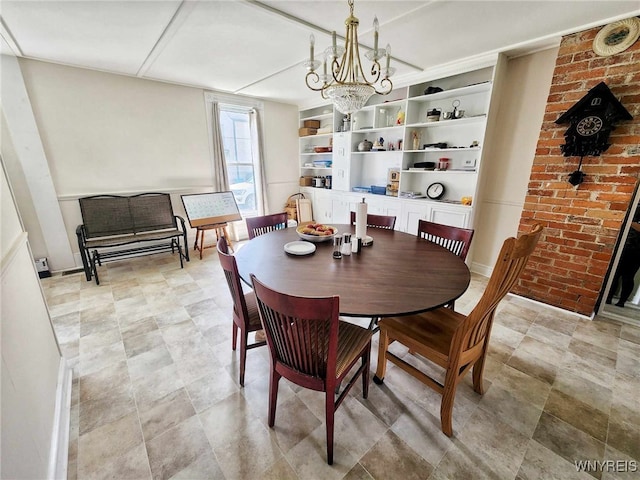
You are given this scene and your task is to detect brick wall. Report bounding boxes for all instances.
[513,18,640,316]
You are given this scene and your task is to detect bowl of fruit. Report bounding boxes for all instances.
[296,223,338,243]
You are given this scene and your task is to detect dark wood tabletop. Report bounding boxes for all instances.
[234,224,470,318]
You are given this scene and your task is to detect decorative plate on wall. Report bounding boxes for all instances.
[593,17,640,56]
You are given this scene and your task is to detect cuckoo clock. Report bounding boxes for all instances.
[555,82,632,159]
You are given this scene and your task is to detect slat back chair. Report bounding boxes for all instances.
[374,223,543,436]
[250,274,373,465]
[418,220,474,261]
[246,212,288,239]
[349,211,396,230]
[216,236,266,386]
[417,220,474,309]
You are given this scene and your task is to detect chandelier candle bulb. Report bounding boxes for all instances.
[385,44,391,70]
[310,34,315,63]
[373,16,379,53]
[332,31,337,55]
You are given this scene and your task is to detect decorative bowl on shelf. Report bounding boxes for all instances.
[296,224,338,243]
[314,146,332,153]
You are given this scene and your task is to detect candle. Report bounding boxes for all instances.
[385,43,391,70]
[310,34,315,63]
[373,16,379,54]
[332,31,337,57]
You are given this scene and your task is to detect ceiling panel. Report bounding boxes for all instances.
[144,1,314,93]
[2,0,182,74]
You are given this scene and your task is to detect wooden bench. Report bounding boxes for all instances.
[76,193,189,284]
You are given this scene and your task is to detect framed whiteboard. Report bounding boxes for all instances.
[181,191,242,228]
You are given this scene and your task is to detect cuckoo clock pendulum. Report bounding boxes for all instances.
[555,82,632,186]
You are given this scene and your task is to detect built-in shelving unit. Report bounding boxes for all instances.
[297,61,504,232]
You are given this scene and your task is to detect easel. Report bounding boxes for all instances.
[181,192,242,259]
[194,223,233,259]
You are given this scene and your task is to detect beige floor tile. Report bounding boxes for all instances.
[145,416,213,480]
[517,440,593,480]
[138,388,196,443]
[532,412,605,471]
[360,430,433,480]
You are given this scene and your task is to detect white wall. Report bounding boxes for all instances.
[472,47,558,274]
[262,100,300,214]
[14,59,299,266]
[1,153,65,479]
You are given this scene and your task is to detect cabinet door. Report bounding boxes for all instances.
[399,201,431,235]
[313,189,333,223]
[429,204,471,228]
[331,132,351,192]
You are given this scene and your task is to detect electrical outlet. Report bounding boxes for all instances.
[463,158,476,168]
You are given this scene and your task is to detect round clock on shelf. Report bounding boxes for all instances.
[426,182,445,200]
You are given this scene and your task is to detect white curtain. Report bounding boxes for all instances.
[250,108,269,214]
[211,102,230,192]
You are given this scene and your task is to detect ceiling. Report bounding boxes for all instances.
[1,1,639,108]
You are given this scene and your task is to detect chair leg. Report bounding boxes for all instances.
[362,345,371,398]
[268,366,280,428]
[472,347,489,395]
[239,328,248,386]
[440,369,459,437]
[373,328,390,384]
[325,390,336,465]
[231,323,238,351]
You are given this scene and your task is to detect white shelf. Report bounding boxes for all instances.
[352,125,405,133]
[401,169,477,174]
[301,152,333,156]
[300,112,334,122]
[406,115,486,129]
[352,150,402,155]
[301,166,332,170]
[409,82,492,103]
[406,147,481,153]
[299,132,333,139]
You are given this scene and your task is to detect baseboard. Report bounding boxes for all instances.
[470,260,493,277]
[48,358,72,480]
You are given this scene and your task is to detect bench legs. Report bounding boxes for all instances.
[85,237,189,285]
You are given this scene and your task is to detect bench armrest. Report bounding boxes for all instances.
[175,215,187,232]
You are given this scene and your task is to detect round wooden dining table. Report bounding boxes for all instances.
[234,224,471,318]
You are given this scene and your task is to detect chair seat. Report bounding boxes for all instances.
[336,321,373,378]
[244,292,263,330]
[378,307,465,366]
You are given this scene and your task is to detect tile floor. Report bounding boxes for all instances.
[42,246,640,480]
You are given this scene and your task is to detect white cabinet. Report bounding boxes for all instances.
[331,132,352,192]
[400,200,471,235]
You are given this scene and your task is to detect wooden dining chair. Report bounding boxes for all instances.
[246,212,288,239]
[417,220,475,309]
[373,223,543,436]
[250,274,373,465]
[349,211,396,229]
[216,236,266,386]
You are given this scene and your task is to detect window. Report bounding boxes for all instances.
[219,106,259,215]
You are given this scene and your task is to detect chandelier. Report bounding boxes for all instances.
[303,0,394,115]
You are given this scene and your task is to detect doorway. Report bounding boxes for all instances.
[600,183,640,326]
